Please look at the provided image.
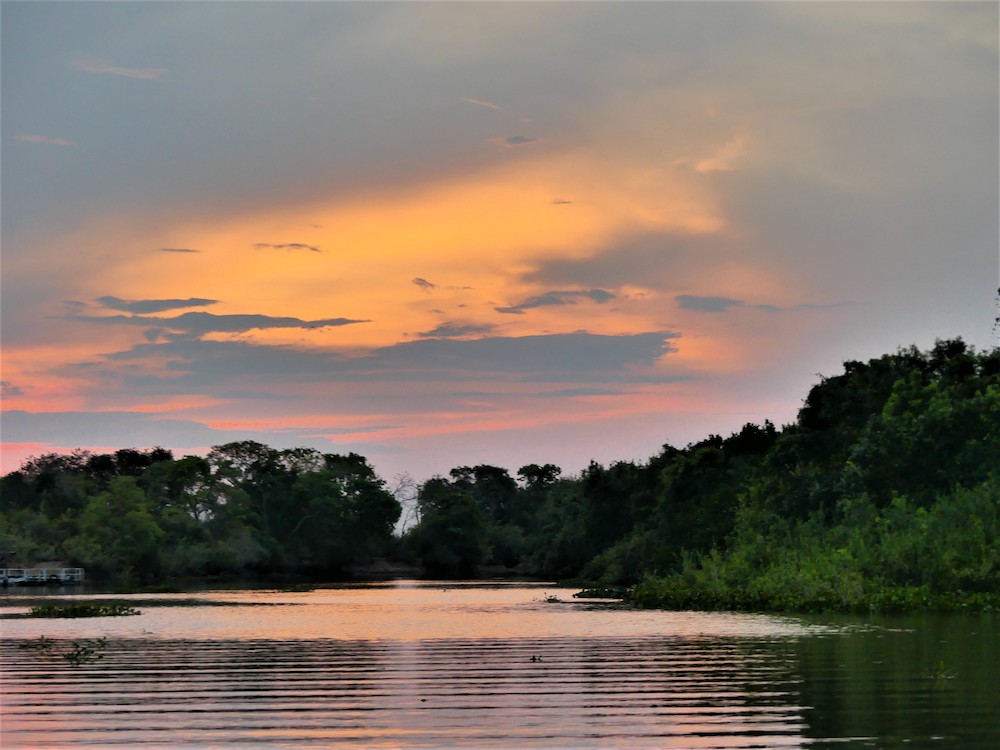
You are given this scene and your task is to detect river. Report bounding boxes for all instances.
[1,581,996,748]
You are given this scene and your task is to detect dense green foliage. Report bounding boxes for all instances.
[392,420,787,582]
[397,339,999,611]
[3,339,997,611]
[625,340,1000,612]
[1,443,400,585]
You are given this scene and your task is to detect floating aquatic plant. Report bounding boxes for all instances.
[18,636,110,666]
[27,603,141,618]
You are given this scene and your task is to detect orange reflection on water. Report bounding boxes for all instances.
[0,583,823,749]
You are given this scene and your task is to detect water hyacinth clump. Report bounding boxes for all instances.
[28,603,141,618]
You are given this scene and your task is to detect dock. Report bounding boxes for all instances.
[1,567,85,585]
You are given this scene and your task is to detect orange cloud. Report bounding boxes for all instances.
[1,139,753,466]
[78,150,724,354]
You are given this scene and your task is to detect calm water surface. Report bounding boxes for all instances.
[1,581,996,749]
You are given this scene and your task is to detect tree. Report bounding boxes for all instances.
[66,477,164,581]
[407,476,486,577]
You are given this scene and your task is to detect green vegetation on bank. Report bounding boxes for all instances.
[623,339,1000,614]
[2,338,997,613]
[627,479,1000,613]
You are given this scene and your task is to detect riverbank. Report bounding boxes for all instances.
[0,562,527,597]
[627,577,1000,614]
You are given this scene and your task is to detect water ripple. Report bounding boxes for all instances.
[2,636,806,748]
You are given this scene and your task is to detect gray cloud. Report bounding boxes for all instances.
[84,331,681,391]
[495,289,615,314]
[159,247,200,254]
[790,301,854,312]
[68,311,369,336]
[96,296,219,314]
[217,390,306,401]
[254,242,321,253]
[490,135,539,147]
[531,387,632,398]
[437,386,637,400]
[4,409,251,447]
[412,277,473,292]
[1,409,386,457]
[524,233,715,289]
[2,381,26,397]
[417,322,496,339]
[675,295,846,314]
[280,330,680,380]
[676,295,748,313]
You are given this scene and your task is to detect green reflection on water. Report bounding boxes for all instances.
[794,613,999,749]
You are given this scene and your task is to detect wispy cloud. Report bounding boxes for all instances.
[67,311,369,336]
[1,409,355,453]
[676,294,838,314]
[158,247,200,254]
[531,387,630,398]
[490,135,539,147]
[72,59,166,80]
[217,390,306,402]
[15,135,75,147]
[1,381,26,397]
[254,242,321,253]
[417,322,496,339]
[524,232,707,288]
[460,97,502,111]
[692,134,749,174]
[495,289,615,315]
[95,296,219,314]
[412,277,473,292]
[676,295,748,313]
[790,301,854,311]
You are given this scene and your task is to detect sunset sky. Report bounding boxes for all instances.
[2,2,997,483]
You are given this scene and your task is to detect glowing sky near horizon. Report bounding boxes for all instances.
[2,2,997,481]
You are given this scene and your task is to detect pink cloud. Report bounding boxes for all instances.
[15,135,75,147]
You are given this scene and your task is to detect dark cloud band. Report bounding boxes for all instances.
[418,322,496,339]
[91,330,681,389]
[68,311,368,336]
[495,289,615,315]
[254,242,321,253]
[96,296,218,314]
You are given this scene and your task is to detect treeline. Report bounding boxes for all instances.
[398,339,999,610]
[1,445,401,584]
[624,338,1000,612]
[2,338,998,611]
